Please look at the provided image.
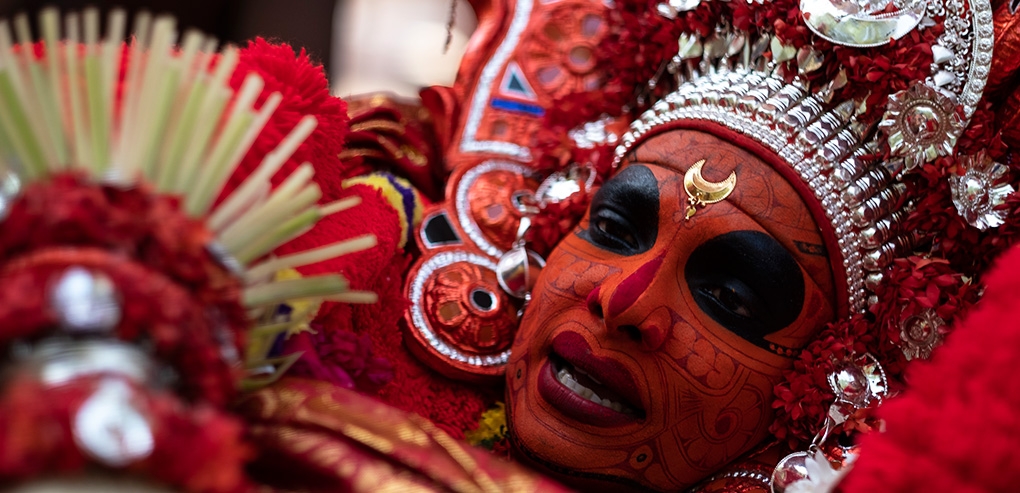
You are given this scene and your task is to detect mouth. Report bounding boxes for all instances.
[536,332,646,427]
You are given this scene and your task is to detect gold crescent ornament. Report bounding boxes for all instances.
[683,159,736,220]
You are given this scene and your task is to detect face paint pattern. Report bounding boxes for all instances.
[507,130,837,491]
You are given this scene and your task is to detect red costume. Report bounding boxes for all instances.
[2,1,1020,492]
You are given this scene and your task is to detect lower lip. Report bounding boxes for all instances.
[536,358,640,427]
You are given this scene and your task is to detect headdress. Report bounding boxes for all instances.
[0,8,371,491]
[518,0,1020,489]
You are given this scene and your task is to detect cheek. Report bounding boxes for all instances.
[531,233,624,305]
[640,304,783,477]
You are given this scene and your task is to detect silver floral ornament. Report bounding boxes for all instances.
[73,378,155,467]
[827,353,888,408]
[50,267,122,334]
[950,151,1015,231]
[535,164,595,204]
[899,309,946,360]
[568,118,619,150]
[879,83,965,171]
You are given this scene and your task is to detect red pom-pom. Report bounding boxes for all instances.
[220,38,351,202]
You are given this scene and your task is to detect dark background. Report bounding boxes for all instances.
[0,0,336,72]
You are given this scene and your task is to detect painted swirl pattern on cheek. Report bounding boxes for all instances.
[652,307,773,480]
[545,244,623,299]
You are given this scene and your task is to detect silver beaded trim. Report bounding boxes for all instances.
[688,468,771,492]
[408,251,511,368]
[928,0,993,117]
[455,160,536,258]
[962,0,994,115]
[459,0,534,161]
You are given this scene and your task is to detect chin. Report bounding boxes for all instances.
[507,428,653,493]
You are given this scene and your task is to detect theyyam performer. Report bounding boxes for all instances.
[0,0,1019,492]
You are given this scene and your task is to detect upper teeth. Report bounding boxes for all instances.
[556,366,633,414]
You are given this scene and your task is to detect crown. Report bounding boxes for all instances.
[611,0,995,313]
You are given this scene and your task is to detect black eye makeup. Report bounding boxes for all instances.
[578,164,659,255]
[685,230,805,347]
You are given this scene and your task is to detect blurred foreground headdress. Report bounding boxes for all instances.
[0,8,373,491]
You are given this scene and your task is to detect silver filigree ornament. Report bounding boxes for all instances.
[73,378,155,467]
[899,309,946,360]
[495,215,546,299]
[800,0,927,48]
[827,353,889,409]
[50,267,122,334]
[879,83,965,171]
[950,151,1015,231]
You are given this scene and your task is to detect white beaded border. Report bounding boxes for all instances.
[455,160,536,258]
[409,251,511,368]
[960,0,994,116]
[459,0,534,161]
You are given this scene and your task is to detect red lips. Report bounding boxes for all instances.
[536,331,645,427]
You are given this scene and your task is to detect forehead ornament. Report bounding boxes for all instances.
[683,159,736,220]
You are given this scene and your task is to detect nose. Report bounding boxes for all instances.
[586,253,669,351]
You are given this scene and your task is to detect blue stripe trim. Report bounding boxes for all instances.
[491,98,545,116]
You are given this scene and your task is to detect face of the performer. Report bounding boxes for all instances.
[506,129,837,491]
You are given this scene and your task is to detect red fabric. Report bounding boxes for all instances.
[842,245,1020,492]
[239,377,570,493]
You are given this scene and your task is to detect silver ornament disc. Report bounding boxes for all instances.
[73,379,155,467]
[50,267,122,334]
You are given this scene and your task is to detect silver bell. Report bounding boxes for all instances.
[495,245,545,299]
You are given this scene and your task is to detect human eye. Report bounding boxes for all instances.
[703,284,754,318]
[590,210,639,251]
[685,231,805,346]
[578,164,659,255]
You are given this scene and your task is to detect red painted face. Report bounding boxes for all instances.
[506,129,837,491]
